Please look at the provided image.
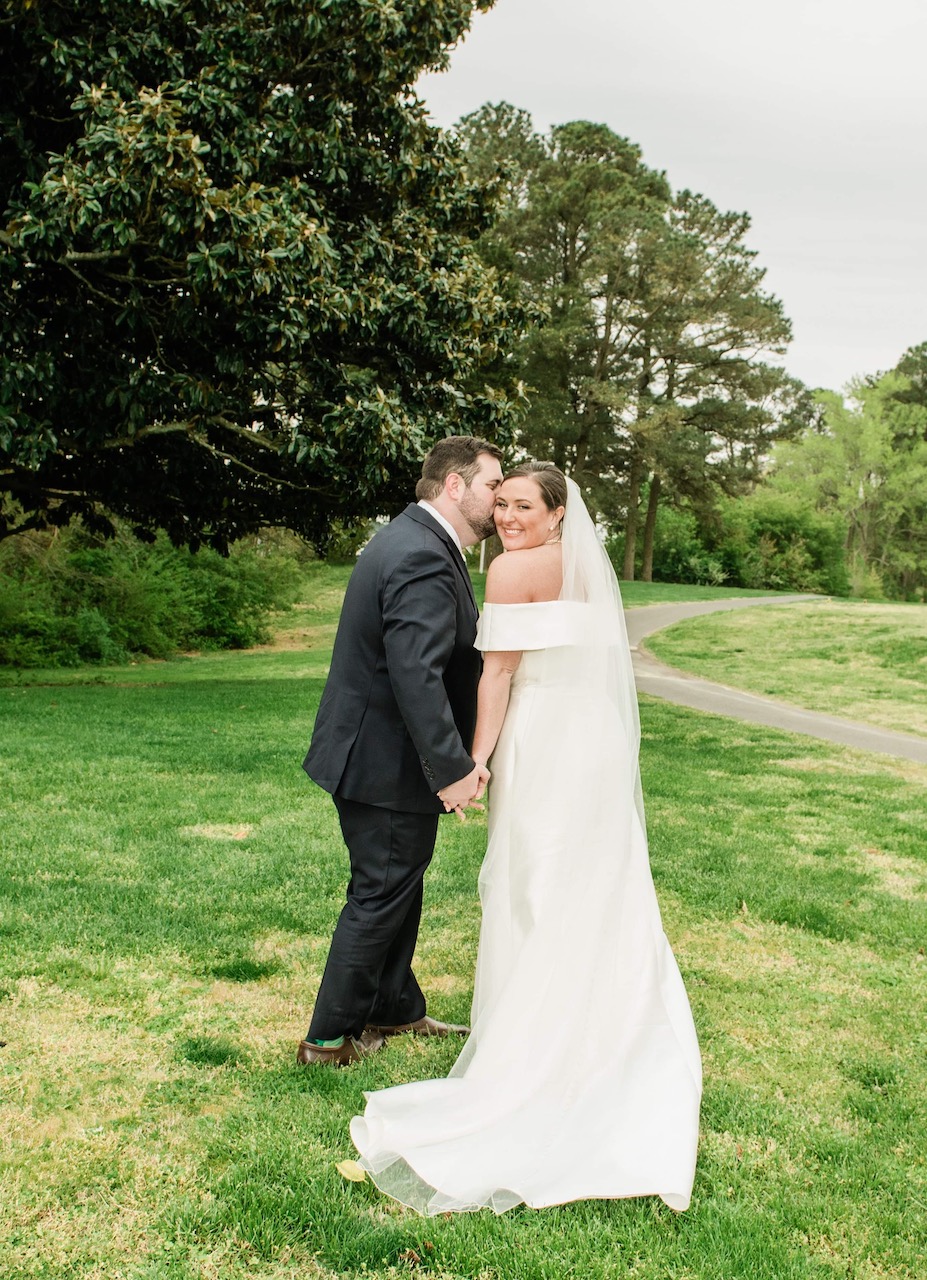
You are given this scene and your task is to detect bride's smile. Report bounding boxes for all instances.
[494,477,564,551]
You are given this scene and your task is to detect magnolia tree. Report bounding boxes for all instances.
[0,0,529,549]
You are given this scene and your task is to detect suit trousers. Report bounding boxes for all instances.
[307,795,440,1041]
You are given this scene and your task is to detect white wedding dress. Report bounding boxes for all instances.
[351,483,701,1215]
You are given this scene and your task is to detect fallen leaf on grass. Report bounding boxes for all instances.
[336,1159,367,1182]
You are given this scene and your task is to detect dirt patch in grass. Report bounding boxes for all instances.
[857,847,926,900]
[248,621,338,653]
[776,753,927,787]
[181,823,254,840]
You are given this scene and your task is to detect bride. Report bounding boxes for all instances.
[350,461,702,1214]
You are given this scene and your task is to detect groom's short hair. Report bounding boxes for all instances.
[415,436,504,500]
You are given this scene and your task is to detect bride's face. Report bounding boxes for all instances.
[494,477,564,551]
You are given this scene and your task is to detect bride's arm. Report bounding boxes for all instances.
[471,649,521,766]
[471,551,534,766]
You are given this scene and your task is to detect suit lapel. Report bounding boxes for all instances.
[402,504,478,618]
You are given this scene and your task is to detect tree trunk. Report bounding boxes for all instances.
[622,452,644,580]
[573,429,589,478]
[478,532,504,573]
[641,472,661,582]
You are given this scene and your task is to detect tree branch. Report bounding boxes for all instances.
[97,417,285,453]
[0,511,52,542]
[87,420,323,493]
[176,432,329,494]
[98,421,197,449]
[209,416,286,451]
[59,250,130,263]
[61,262,123,308]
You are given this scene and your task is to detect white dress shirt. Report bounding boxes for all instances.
[418,500,464,559]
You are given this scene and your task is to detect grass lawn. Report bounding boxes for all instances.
[1,569,925,1279]
[614,581,787,608]
[647,599,927,737]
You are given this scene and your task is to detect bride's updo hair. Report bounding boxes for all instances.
[504,460,568,522]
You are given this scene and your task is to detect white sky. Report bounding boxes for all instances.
[418,0,927,393]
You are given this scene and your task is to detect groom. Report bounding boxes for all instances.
[298,436,504,1066]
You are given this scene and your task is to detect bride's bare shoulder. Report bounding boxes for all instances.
[485,546,562,604]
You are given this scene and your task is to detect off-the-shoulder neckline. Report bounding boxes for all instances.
[481,599,584,609]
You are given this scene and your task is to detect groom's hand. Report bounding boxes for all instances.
[438,764,490,819]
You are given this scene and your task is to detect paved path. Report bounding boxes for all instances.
[626,596,927,765]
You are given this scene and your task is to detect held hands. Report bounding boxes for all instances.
[438,763,490,821]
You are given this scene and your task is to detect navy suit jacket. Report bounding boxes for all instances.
[303,504,480,813]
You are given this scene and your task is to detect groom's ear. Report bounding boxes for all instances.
[444,471,464,502]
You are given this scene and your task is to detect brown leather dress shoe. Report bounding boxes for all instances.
[296,1028,385,1066]
[366,1015,469,1037]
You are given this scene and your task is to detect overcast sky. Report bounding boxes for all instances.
[418,0,927,395]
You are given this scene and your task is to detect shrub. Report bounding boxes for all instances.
[606,491,849,594]
[715,493,849,595]
[846,555,886,600]
[607,507,728,586]
[0,524,305,667]
[648,507,728,586]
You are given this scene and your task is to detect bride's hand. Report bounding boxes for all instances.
[451,765,490,821]
[438,763,490,819]
[472,763,490,801]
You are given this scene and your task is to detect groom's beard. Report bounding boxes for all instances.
[460,493,497,544]
[460,501,496,542]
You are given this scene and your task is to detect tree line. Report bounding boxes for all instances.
[452,104,927,600]
[2,1,924,607]
[454,102,805,581]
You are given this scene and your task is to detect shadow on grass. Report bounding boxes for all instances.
[177,1035,250,1068]
[207,958,285,983]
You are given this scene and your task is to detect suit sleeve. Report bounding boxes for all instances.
[381,546,475,793]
